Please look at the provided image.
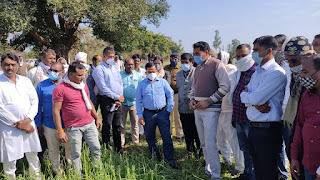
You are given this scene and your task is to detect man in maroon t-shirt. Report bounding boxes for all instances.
[52,62,102,173]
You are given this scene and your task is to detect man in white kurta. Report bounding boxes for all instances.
[0,53,42,179]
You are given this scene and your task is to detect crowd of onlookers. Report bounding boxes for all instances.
[0,34,320,180]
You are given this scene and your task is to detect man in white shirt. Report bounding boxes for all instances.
[0,53,42,179]
[27,49,56,87]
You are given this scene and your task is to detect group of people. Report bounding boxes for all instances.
[0,34,320,180]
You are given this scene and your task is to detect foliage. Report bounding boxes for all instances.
[213,30,222,52]
[0,0,170,58]
[227,39,240,58]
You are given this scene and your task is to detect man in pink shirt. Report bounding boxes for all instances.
[52,61,102,173]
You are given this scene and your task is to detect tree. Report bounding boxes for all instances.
[0,0,170,58]
[227,38,240,58]
[213,30,222,52]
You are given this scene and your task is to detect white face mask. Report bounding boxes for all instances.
[81,63,90,71]
[107,58,115,65]
[290,64,302,73]
[147,73,157,81]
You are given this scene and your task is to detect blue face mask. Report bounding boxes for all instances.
[49,71,60,80]
[170,61,178,66]
[181,63,191,72]
[252,52,263,64]
[194,56,204,64]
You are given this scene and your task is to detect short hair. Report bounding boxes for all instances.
[145,62,155,70]
[153,56,163,64]
[132,53,141,60]
[274,34,287,47]
[181,53,193,62]
[312,54,320,71]
[193,41,210,52]
[1,53,19,64]
[68,61,85,75]
[103,46,115,56]
[147,53,155,60]
[253,36,278,51]
[314,34,320,39]
[236,44,251,50]
[40,49,56,58]
[124,58,134,65]
[92,55,100,62]
[50,62,64,71]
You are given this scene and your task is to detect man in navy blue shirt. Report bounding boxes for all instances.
[136,63,179,169]
[35,62,71,175]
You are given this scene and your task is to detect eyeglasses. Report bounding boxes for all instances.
[49,69,62,73]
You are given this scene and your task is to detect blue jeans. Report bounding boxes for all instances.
[304,168,316,180]
[236,122,255,180]
[143,109,175,164]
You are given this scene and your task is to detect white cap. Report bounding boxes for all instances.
[75,52,87,64]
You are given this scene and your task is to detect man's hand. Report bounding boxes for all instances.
[139,118,145,126]
[37,126,44,135]
[254,101,271,113]
[189,100,196,110]
[195,101,210,109]
[290,159,300,180]
[13,118,31,130]
[115,101,122,107]
[58,131,68,143]
[96,119,103,131]
[119,95,125,103]
[232,121,236,128]
[24,125,35,134]
[242,86,248,93]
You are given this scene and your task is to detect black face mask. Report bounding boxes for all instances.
[193,62,198,67]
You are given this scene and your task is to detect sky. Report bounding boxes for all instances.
[144,0,320,54]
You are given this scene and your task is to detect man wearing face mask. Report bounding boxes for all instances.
[164,53,183,139]
[282,36,314,180]
[136,63,179,169]
[176,53,200,155]
[27,49,56,87]
[240,36,287,180]
[35,62,71,175]
[190,41,230,179]
[229,44,257,180]
[92,46,125,154]
[290,54,320,180]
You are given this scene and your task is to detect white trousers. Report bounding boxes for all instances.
[217,111,244,171]
[195,109,221,179]
[3,152,41,180]
[43,125,71,173]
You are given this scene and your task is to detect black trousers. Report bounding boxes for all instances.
[180,113,200,153]
[98,95,122,151]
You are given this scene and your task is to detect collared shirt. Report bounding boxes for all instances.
[136,77,174,118]
[0,74,41,162]
[35,79,64,129]
[120,70,142,106]
[232,64,257,123]
[92,61,123,100]
[291,89,320,174]
[240,59,286,122]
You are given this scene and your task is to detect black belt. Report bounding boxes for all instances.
[249,121,281,128]
[144,107,166,113]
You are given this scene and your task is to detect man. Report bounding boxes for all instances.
[57,57,69,72]
[0,53,42,179]
[52,62,102,173]
[290,54,320,180]
[312,34,320,54]
[75,52,90,78]
[132,53,146,79]
[136,62,179,169]
[164,52,183,139]
[216,51,244,174]
[27,49,56,87]
[114,55,124,71]
[229,44,257,180]
[120,58,142,147]
[87,55,102,110]
[176,53,200,155]
[17,55,28,76]
[189,41,230,179]
[283,36,314,180]
[35,62,71,175]
[240,36,287,180]
[92,46,124,153]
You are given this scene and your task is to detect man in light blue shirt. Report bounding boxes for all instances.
[136,63,179,169]
[240,36,287,180]
[92,46,124,153]
[120,58,142,147]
